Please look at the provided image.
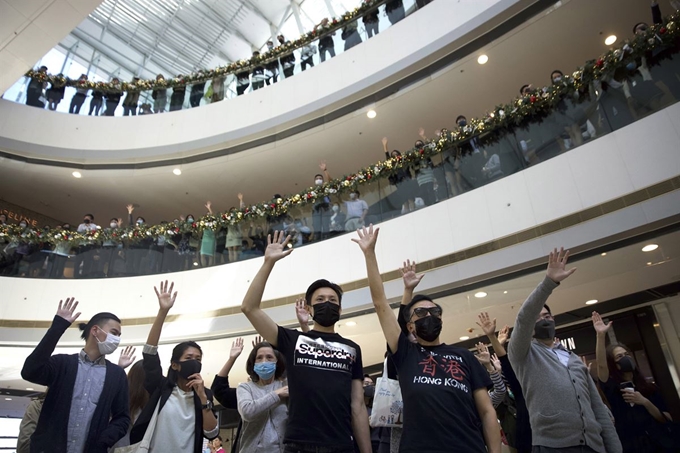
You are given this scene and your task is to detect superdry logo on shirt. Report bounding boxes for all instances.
[412,350,469,392]
[294,335,356,373]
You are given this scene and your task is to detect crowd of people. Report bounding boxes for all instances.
[23,0,432,116]
[16,228,677,453]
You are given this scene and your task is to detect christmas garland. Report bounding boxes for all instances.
[3,11,679,248]
[24,0,389,94]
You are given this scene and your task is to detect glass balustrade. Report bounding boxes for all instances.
[4,0,425,116]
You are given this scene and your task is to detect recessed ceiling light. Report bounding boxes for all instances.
[366,109,376,119]
[604,35,617,45]
[601,252,607,256]
[459,336,470,341]
[4,397,11,401]
[477,54,489,64]
[173,168,182,176]
[503,291,508,294]
[474,291,487,298]
[25,388,34,391]
[346,321,357,327]
[647,262,652,266]
[72,171,82,178]
[585,299,598,305]
[642,244,658,252]
[193,262,199,266]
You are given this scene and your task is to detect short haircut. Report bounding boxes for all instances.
[314,174,324,180]
[110,218,118,222]
[633,22,647,33]
[351,190,360,196]
[403,294,442,322]
[415,140,424,147]
[167,341,203,385]
[520,84,530,95]
[246,342,286,382]
[551,70,564,78]
[305,279,343,306]
[456,115,467,122]
[78,312,121,340]
[84,213,94,220]
[136,217,146,222]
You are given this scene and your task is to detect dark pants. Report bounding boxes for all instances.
[532,446,598,453]
[89,98,102,115]
[237,84,249,95]
[283,67,294,78]
[69,93,86,114]
[26,91,44,108]
[252,80,265,91]
[190,92,202,107]
[123,105,137,116]
[104,100,118,116]
[319,46,335,62]
[365,21,379,38]
[301,58,314,71]
[387,6,405,25]
[265,74,278,85]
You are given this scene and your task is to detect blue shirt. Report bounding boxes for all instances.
[67,350,106,453]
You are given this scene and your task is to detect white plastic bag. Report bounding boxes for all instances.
[113,400,160,453]
[369,360,404,428]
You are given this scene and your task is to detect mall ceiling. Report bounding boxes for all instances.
[0,0,668,224]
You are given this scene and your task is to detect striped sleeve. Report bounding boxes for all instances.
[488,370,507,408]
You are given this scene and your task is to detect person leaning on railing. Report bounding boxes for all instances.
[317,19,336,62]
[122,77,141,116]
[69,74,89,114]
[152,74,168,113]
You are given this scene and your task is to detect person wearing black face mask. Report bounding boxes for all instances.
[591,312,673,453]
[509,248,621,453]
[131,281,219,452]
[241,231,371,453]
[354,226,501,453]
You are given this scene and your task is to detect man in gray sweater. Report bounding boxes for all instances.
[508,248,622,453]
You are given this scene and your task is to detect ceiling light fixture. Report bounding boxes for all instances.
[503,291,508,294]
[193,262,199,266]
[601,252,607,256]
[346,321,357,327]
[173,168,182,176]
[477,54,489,64]
[585,299,598,305]
[366,109,377,119]
[642,244,658,252]
[604,35,617,46]
[26,388,34,391]
[474,291,487,298]
[4,397,11,401]
[459,336,470,341]
[72,171,82,178]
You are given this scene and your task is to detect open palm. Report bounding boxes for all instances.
[546,247,577,283]
[352,224,379,253]
[400,259,424,290]
[264,231,293,263]
[591,312,612,335]
[154,280,177,311]
[476,312,496,337]
[56,297,81,324]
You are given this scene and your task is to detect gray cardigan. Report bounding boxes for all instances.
[236,379,288,453]
[508,277,622,453]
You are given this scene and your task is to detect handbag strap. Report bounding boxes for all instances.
[382,358,389,377]
[140,400,162,445]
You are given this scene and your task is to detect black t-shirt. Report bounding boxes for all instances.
[389,332,492,453]
[600,377,667,447]
[277,326,363,448]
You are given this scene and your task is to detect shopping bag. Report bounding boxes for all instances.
[369,360,403,428]
[113,400,160,453]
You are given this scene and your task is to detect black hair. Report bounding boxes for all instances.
[391,150,402,156]
[167,341,203,385]
[314,174,324,180]
[633,22,648,33]
[551,70,564,78]
[456,115,467,123]
[110,218,118,223]
[273,194,282,199]
[78,312,121,340]
[414,140,425,148]
[84,213,94,220]
[39,65,48,71]
[351,190,360,196]
[305,279,343,306]
[520,84,530,95]
[186,214,195,220]
[136,217,146,223]
[544,304,552,315]
[403,294,443,323]
[246,342,286,382]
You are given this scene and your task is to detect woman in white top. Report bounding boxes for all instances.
[236,341,288,453]
[130,281,219,452]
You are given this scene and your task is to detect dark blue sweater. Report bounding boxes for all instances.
[21,316,130,453]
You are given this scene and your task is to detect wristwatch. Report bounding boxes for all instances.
[201,400,214,411]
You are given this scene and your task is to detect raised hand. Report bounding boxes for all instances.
[546,247,577,283]
[237,193,244,201]
[400,259,424,290]
[476,312,497,337]
[154,280,177,311]
[117,346,137,369]
[229,338,244,359]
[295,298,310,325]
[382,137,388,148]
[351,224,380,254]
[56,297,81,324]
[252,335,264,348]
[264,231,293,263]
[126,204,134,214]
[475,342,491,365]
[592,312,612,335]
[490,353,502,371]
[418,127,426,138]
[116,218,123,228]
[205,201,212,213]
[497,325,510,345]
[319,161,327,172]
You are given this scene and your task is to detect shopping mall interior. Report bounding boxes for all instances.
[1,0,679,451]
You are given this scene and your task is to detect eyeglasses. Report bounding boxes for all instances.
[410,307,442,320]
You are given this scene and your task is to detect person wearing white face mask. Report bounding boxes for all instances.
[329,203,346,236]
[21,300,130,453]
[343,190,368,232]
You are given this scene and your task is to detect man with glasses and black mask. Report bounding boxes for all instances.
[241,231,371,453]
[353,225,501,453]
[508,248,621,453]
[21,298,130,452]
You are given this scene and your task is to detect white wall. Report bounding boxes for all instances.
[1,101,678,324]
[0,0,519,161]
[0,0,104,93]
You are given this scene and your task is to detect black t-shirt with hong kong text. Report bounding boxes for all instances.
[389,332,492,453]
[277,326,363,448]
